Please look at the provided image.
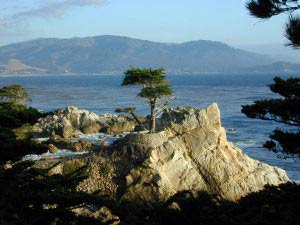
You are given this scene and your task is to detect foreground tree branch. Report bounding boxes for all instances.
[247,0,300,47]
[115,107,145,127]
[155,95,176,116]
[242,77,300,155]
[245,2,300,156]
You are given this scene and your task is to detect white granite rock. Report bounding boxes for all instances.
[122,103,290,202]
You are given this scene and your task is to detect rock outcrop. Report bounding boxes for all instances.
[72,205,120,225]
[31,104,290,203]
[119,104,290,202]
[34,106,136,140]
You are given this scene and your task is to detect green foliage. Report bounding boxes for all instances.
[0,102,43,128]
[246,0,300,47]
[264,129,300,155]
[246,0,284,18]
[242,77,300,155]
[62,160,85,176]
[0,128,47,163]
[122,67,166,86]
[0,85,47,163]
[241,98,299,125]
[286,15,300,47]
[13,123,34,141]
[115,106,146,128]
[269,76,300,99]
[122,67,174,133]
[0,85,32,104]
[245,2,300,155]
[138,85,173,99]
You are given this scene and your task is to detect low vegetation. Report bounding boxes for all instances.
[0,161,299,225]
[0,85,47,163]
[62,160,86,177]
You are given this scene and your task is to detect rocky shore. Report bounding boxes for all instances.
[2,103,296,225]
[24,104,290,203]
[30,106,137,153]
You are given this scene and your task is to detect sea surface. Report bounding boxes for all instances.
[1,73,299,181]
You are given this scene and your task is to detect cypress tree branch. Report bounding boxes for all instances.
[155,95,176,116]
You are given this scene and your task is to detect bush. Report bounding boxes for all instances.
[62,160,85,176]
[0,92,47,163]
[13,123,34,140]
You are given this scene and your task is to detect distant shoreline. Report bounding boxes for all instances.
[1,72,298,78]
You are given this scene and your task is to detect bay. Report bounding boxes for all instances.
[1,73,299,181]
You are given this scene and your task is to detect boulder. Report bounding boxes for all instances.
[69,140,93,152]
[3,161,13,170]
[60,106,102,134]
[72,205,120,225]
[105,121,135,134]
[33,106,101,139]
[47,144,58,153]
[34,106,137,139]
[120,104,290,202]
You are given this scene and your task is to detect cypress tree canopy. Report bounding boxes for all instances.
[122,67,166,86]
[121,67,174,133]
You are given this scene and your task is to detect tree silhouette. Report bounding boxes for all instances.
[242,77,300,155]
[0,85,32,104]
[243,0,300,156]
[122,67,174,133]
[246,0,300,47]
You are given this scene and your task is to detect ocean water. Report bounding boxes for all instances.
[1,73,299,181]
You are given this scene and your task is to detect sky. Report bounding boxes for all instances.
[0,0,293,47]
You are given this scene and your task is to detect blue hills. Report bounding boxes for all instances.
[0,35,297,75]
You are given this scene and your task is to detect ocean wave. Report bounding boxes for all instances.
[70,132,128,145]
[234,140,263,149]
[22,149,88,161]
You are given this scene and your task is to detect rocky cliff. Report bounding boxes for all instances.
[119,104,290,202]
[31,104,290,203]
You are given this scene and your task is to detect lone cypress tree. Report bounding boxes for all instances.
[122,67,174,133]
[243,0,300,156]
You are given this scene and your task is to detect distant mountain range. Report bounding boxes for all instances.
[0,35,299,75]
[243,61,300,74]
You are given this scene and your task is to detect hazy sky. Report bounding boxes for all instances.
[0,0,292,47]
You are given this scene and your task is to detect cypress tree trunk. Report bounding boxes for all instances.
[149,100,156,133]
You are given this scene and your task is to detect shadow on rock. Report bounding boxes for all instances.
[1,162,299,225]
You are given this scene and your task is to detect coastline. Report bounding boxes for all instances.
[1,72,299,78]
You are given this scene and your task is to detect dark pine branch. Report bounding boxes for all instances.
[246,0,300,19]
[241,99,300,126]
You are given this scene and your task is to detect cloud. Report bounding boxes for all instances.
[0,0,107,27]
[14,0,107,18]
[0,0,107,40]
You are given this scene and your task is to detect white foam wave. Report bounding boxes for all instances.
[234,140,262,149]
[22,149,87,161]
[71,132,128,145]
[34,137,50,142]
